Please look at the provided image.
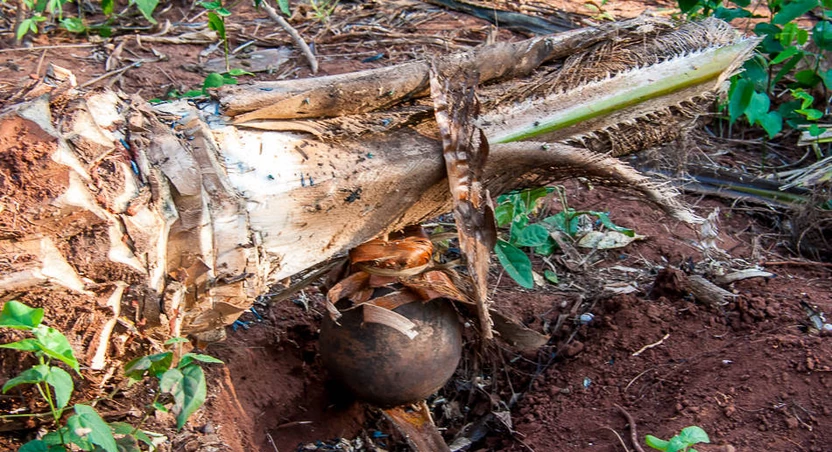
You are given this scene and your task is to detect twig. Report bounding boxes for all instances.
[632,333,670,357]
[601,426,631,452]
[79,60,146,89]
[0,43,97,53]
[265,432,280,452]
[260,2,318,74]
[613,403,646,452]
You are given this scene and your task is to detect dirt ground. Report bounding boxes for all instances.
[1,0,831,451]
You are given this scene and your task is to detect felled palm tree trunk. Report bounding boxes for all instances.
[0,18,755,364]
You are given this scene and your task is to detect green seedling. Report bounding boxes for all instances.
[493,186,634,288]
[645,425,711,452]
[1,300,222,451]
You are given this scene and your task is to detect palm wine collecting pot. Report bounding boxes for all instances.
[319,297,462,408]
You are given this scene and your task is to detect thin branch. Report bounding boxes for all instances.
[613,403,646,452]
[260,1,318,74]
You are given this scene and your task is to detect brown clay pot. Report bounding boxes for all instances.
[319,299,462,408]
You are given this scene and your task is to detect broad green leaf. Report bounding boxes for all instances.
[814,20,832,50]
[678,426,710,445]
[714,6,751,20]
[19,440,51,452]
[728,78,754,124]
[215,7,231,16]
[0,338,41,352]
[226,68,255,77]
[808,124,826,136]
[755,23,784,54]
[45,366,73,409]
[207,12,226,39]
[758,111,783,138]
[134,0,159,24]
[109,423,157,449]
[60,17,86,33]
[514,223,551,247]
[796,108,823,120]
[2,364,48,393]
[161,365,208,429]
[544,269,558,284]
[770,46,800,65]
[666,436,688,452]
[533,240,556,256]
[494,240,534,289]
[520,187,552,212]
[820,68,832,90]
[744,90,770,125]
[178,353,224,368]
[277,0,290,15]
[773,0,819,25]
[494,203,514,227]
[67,404,118,452]
[772,53,802,85]
[592,212,635,237]
[542,212,569,234]
[199,0,222,9]
[794,69,822,87]
[678,0,699,13]
[124,352,173,382]
[778,22,800,46]
[33,325,79,373]
[0,300,44,329]
[183,89,204,98]
[101,0,114,15]
[203,73,227,91]
[644,434,669,451]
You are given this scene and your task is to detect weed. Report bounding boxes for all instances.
[493,187,634,288]
[677,0,832,141]
[201,0,232,72]
[0,300,222,451]
[645,425,711,452]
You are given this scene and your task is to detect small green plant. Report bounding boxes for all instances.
[0,300,222,451]
[201,0,232,72]
[645,425,711,452]
[15,0,157,40]
[493,187,634,288]
[677,0,832,140]
[275,0,338,22]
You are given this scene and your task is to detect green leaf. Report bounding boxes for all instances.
[678,426,710,445]
[161,365,208,429]
[494,240,534,289]
[758,111,783,138]
[514,223,551,247]
[544,269,558,284]
[644,434,669,451]
[728,78,754,124]
[134,0,159,24]
[542,212,569,234]
[60,17,87,33]
[226,68,255,77]
[592,212,635,237]
[773,0,818,25]
[520,187,552,212]
[109,423,157,449]
[67,404,118,452]
[814,20,832,50]
[494,203,514,227]
[740,57,769,91]
[794,69,822,87]
[666,436,688,452]
[744,90,770,125]
[2,364,48,393]
[101,0,114,15]
[0,300,44,329]
[0,338,42,352]
[183,89,205,98]
[215,7,231,16]
[770,46,801,64]
[202,72,227,92]
[199,0,222,9]
[808,124,826,136]
[164,337,190,345]
[796,108,823,120]
[19,440,51,452]
[45,366,74,409]
[714,6,752,20]
[207,12,226,40]
[278,0,290,15]
[115,435,142,452]
[678,0,700,13]
[820,68,832,90]
[124,352,173,382]
[533,240,556,256]
[778,22,800,46]
[33,325,79,373]
[178,353,224,368]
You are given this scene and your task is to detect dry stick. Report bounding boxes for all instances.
[79,60,147,89]
[764,260,832,268]
[613,403,646,452]
[601,426,631,452]
[261,2,318,74]
[631,333,670,357]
